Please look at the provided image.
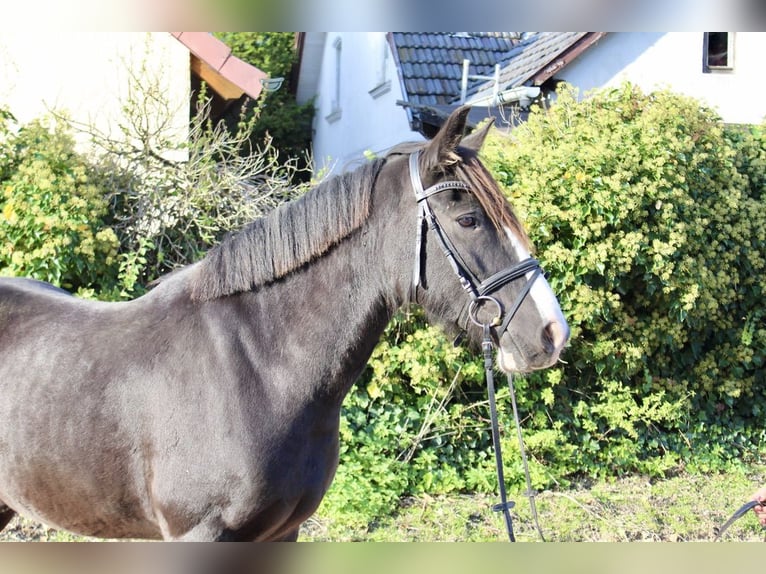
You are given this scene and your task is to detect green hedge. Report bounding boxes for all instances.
[319,83,766,531]
[483,83,765,469]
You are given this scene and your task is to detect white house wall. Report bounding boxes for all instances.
[558,32,766,125]
[0,32,189,157]
[309,32,419,175]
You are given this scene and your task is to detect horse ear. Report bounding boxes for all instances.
[460,118,493,152]
[421,105,471,173]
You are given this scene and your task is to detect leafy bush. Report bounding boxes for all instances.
[482,82,766,474]
[2,37,310,299]
[0,114,121,294]
[91,98,305,291]
[319,82,766,531]
[75,53,309,293]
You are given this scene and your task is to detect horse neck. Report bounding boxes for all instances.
[219,163,413,406]
[292,164,414,400]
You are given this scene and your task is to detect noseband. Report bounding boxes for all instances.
[408,151,542,339]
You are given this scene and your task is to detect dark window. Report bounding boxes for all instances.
[703,32,733,72]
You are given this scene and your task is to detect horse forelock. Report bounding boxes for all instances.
[454,150,533,253]
[386,142,532,253]
[190,158,385,301]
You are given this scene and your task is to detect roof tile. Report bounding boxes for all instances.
[175,32,269,101]
[392,32,591,107]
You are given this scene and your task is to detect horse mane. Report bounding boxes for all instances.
[190,138,530,302]
[190,158,385,301]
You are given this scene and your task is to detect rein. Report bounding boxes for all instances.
[713,500,766,541]
[408,151,545,542]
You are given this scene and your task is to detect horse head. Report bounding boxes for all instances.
[405,106,569,373]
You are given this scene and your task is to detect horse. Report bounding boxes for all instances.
[0,106,568,541]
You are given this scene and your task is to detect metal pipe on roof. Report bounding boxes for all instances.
[468,86,541,108]
[461,60,501,105]
[460,59,469,103]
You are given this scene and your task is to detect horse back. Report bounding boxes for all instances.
[0,276,73,299]
[0,277,100,336]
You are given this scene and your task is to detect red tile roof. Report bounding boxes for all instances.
[172,32,269,101]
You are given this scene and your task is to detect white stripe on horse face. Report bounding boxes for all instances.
[504,227,567,327]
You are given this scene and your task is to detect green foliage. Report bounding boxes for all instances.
[319,82,766,531]
[214,32,315,179]
[1,35,308,300]
[307,470,766,541]
[215,32,296,80]
[94,97,303,289]
[0,116,121,294]
[482,82,766,474]
[77,52,309,292]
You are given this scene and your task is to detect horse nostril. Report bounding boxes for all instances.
[541,324,554,353]
[542,320,569,354]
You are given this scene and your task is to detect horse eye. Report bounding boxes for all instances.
[457,215,477,228]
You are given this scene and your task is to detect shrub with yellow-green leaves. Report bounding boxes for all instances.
[319,84,766,530]
[0,115,121,294]
[482,82,766,473]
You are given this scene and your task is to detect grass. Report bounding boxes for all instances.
[2,469,764,542]
[300,469,766,542]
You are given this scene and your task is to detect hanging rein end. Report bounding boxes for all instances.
[712,500,763,541]
[492,501,517,543]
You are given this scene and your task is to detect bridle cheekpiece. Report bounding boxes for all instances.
[408,150,548,542]
[408,151,543,340]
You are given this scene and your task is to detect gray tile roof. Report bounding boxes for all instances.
[391,32,525,106]
[468,32,588,102]
[391,32,589,107]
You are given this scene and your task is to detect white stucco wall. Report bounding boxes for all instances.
[0,32,189,155]
[558,32,766,125]
[308,32,419,175]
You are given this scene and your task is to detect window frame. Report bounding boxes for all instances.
[369,34,392,99]
[326,36,343,123]
[703,32,734,73]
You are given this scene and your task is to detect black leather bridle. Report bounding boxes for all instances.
[408,151,542,340]
[408,150,546,542]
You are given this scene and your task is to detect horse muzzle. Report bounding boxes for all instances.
[468,272,569,373]
[496,318,569,373]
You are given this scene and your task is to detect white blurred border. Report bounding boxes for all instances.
[1,0,763,32]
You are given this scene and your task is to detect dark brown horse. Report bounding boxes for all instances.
[0,107,568,541]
